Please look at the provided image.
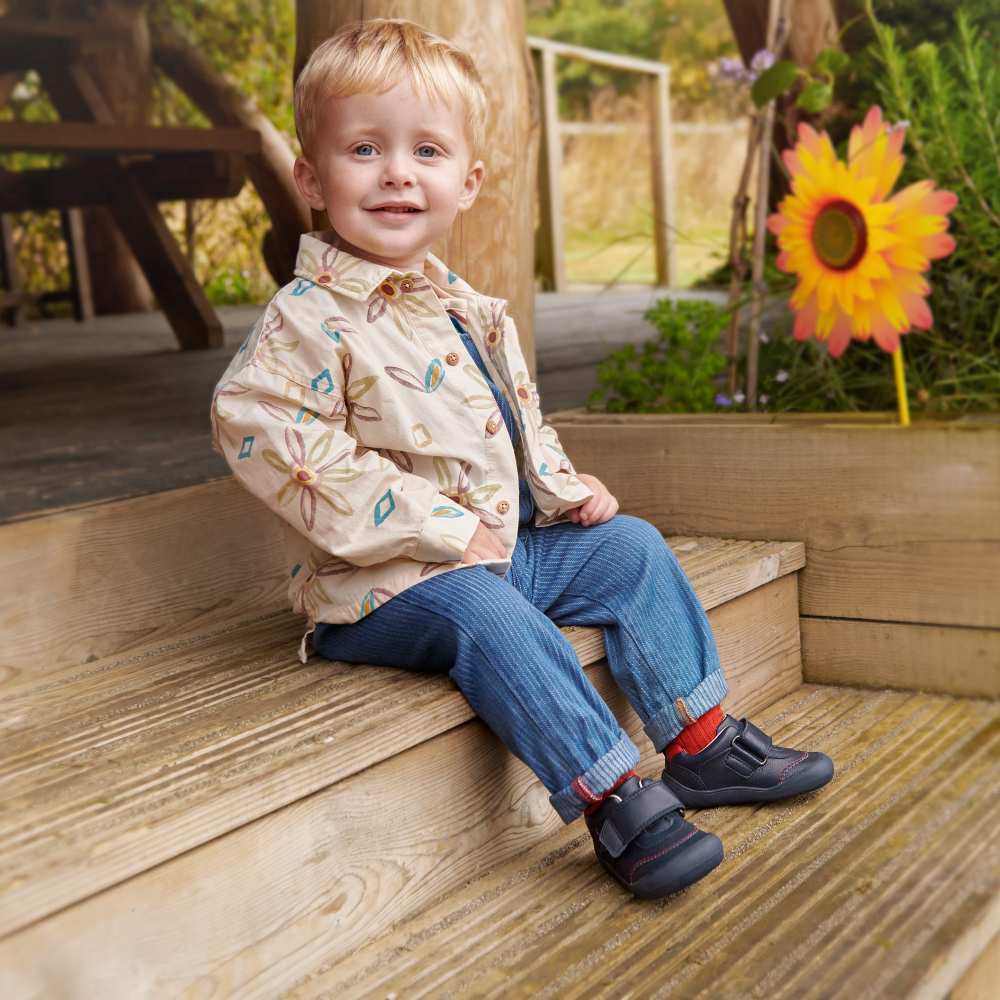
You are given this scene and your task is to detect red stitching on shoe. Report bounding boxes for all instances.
[625,828,698,882]
[778,752,809,783]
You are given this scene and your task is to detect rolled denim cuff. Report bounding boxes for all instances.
[549,733,642,824]
[643,668,730,752]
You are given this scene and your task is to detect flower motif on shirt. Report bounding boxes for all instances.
[506,369,544,432]
[254,304,301,379]
[358,587,397,618]
[211,380,251,451]
[385,358,445,394]
[262,426,362,532]
[341,352,384,438]
[456,363,503,439]
[482,299,507,361]
[320,314,356,344]
[293,550,360,620]
[524,457,581,504]
[298,244,371,298]
[366,274,438,341]
[433,458,505,529]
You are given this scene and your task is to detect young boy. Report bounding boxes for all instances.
[210,17,833,900]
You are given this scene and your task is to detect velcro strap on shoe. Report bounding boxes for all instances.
[598,781,685,859]
[727,718,772,772]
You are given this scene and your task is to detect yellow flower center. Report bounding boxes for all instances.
[812,199,867,271]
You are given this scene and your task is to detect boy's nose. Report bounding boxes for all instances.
[380,154,416,187]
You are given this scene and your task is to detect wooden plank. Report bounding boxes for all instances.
[0,152,246,212]
[0,577,803,986]
[949,930,1000,1000]
[0,120,261,156]
[549,415,1000,631]
[802,616,1000,699]
[0,468,802,672]
[0,15,127,43]
[278,688,1000,999]
[0,479,287,674]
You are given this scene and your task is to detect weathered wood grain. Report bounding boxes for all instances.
[0,541,802,939]
[281,687,1000,1000]
[547,414,1000,636]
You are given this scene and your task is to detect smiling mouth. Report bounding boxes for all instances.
[368,207,423,213]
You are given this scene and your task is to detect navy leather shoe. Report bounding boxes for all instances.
[661,714,834,807]
[584,775,724,899]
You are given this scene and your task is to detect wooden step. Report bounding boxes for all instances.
[281,684,1000,1000]
[0,538,804,994]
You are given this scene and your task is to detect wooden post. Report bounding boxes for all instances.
[60,207,94,321]
[649,66,676,288]
[293,1,541,370]
[534,44,565,293]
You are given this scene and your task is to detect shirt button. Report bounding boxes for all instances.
[399,278,414,292]
[445,352,460,365]
[496,500,510,514]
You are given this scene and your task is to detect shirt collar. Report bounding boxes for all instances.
[292,229,489,306]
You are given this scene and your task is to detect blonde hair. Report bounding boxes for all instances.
[294,17,489,164]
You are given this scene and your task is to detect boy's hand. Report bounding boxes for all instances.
[565,473,619,527]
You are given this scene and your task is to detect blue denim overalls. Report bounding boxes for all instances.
[313,314,729,822]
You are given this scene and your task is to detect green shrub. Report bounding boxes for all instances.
[586,298,729,412]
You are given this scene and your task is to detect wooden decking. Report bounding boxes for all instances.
[0,286,725,523]
[285,685,1000,999]
[1,433,996,995]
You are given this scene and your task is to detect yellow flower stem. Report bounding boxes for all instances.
[892,342,911,427]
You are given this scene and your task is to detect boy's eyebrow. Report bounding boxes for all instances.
[340,123,456,142]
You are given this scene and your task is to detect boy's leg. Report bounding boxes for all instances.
[514,513,729,752]
[312,558,641,824]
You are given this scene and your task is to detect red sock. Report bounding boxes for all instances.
[583,769,640,816]
[664,705,725,762]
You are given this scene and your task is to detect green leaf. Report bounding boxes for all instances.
[813,48,850,75]
[751,60,798,107]
[796,80,834,112]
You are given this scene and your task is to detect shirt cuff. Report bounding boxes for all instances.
[411,495,482,564]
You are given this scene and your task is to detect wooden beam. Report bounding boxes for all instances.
[0,152,246,212]
[534,44,565,293]
[38,60,224,349]
[0,120,261,156]
[60,207,93,321]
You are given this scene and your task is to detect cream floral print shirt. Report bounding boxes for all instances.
[211,231,595,662]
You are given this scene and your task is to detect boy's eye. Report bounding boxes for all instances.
[354,143,375,156]
[417,145,438,158]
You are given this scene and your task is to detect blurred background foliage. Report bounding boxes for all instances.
[2,0,996,416]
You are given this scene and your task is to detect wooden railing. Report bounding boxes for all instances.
[528,35,676,292]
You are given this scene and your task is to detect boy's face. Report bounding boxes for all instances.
[293,76,486,273]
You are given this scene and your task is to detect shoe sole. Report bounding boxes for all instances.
[662,757,834,807]
[600,834,725,900]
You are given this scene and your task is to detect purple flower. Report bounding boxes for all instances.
[715,393,733,407]
[713,56,752,85]
[750,49,776,78]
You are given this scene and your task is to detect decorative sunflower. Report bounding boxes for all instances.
[767,106,957,424]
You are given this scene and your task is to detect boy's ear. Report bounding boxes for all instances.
[293,156,327,212]
[457,159,486,212]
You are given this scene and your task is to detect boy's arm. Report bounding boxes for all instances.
[211,358,481,567]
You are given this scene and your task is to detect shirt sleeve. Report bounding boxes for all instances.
[211,358,481,567]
